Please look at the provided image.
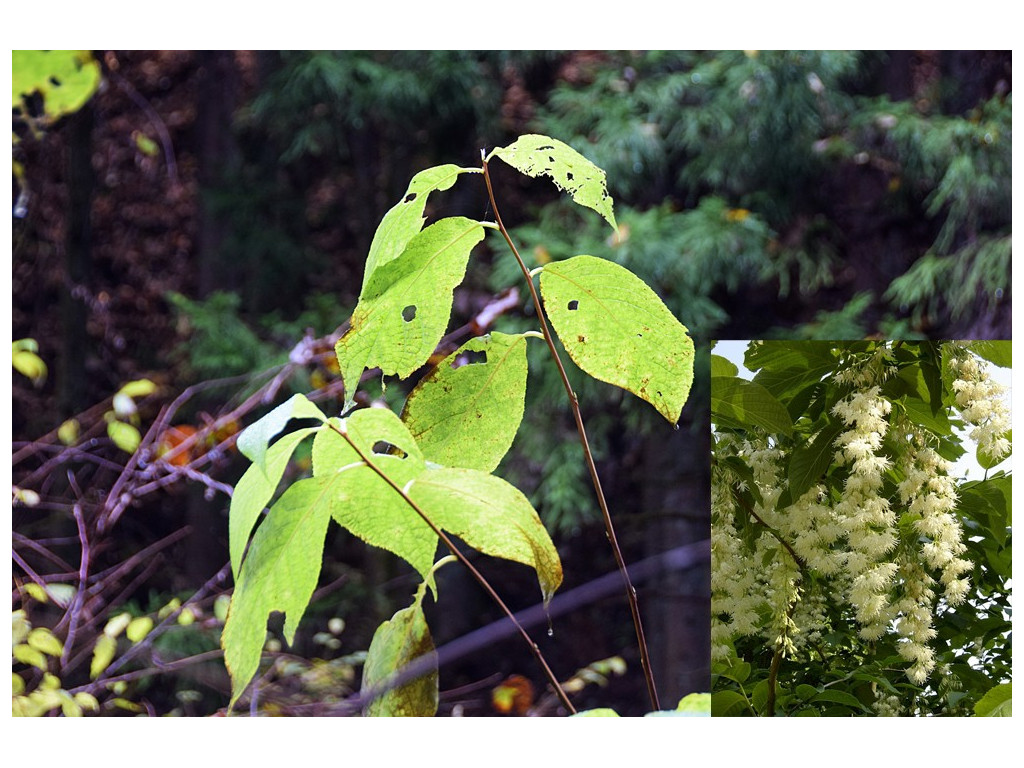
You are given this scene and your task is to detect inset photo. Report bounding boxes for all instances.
[710,340,1011,716]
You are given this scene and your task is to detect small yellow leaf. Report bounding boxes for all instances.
[74,692,100,712]
[126,616,153,643]
[177,608,196,626]
[104,612,132,638]
[90,634,117,679]
[117,378,157,398]
[23,583,48,603]
[58,419,80,446]
[28,627,64,657]
[158,598,181,620]
[13,644,48,670]
[61,693,84,717]
[13,672,26,696]
[107,420,141,453]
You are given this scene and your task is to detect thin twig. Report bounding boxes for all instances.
[57,505,90,665]
[480,154,661,711]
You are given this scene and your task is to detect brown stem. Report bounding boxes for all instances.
[480,154,660,711]
[328,421,576,714]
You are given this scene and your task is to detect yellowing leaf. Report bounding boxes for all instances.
[222,478,334,707]
[336,217,485,409]
[401,332,529,473]
[311,411,437,582]
[104,612,132,638]
[491,134,617,230]
[362,164,468,292]
[539,256,694,423]
[409,467,563,605]
[361,585,438,717]
[13,51,100,122]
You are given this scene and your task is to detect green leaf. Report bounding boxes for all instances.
[312,410,437,582]
[401,332,529,472]
[362,164,467,292]
[977,429,1011,470]
[336,217,486,407]
[787,418,845,501]
[221,478,334,707]
[711,690,749,716]
[490,134,616,230]
[968,340,1011,368]
[409,467,563,605]
[230,426,322,580]
[712,377,794,436]
[361,585,438,717]
[539,255,694,423]
[795,684,820,701]
[810,688,869,711]
[13,51,101,122]
[745,341,836,398]
[236,394,327,472]
[711,354,739,378]
[974,682,1011,716]
[572,708,620,717]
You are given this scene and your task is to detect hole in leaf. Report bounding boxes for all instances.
[566,172,574,181]
[567,300,579,311]
[404,192,417,203]
[402,305,417,322]
[371,441,407,459]
[451,349,488,369]
[49,76,62,87]
[637,333,643,338]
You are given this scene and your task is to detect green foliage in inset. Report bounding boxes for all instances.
[974,683,1011,717]
[712,340,1012,716]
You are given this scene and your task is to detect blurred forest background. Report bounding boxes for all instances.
[11,50,1011,716]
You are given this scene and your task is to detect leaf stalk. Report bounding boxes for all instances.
[480,155,661,711]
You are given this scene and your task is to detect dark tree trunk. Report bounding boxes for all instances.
[195,51,241,299]
[639,408,711,704]
[59,104,95,418]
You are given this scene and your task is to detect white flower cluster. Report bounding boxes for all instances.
[831,387,898,639]
[948,349,1011,464]
[872,691,903,717]
[712,345,994,691]
[889,434,972,683]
